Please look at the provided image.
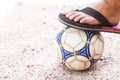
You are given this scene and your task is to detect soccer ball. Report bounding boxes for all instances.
[55,27,104,71]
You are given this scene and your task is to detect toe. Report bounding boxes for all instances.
[65,11,76,18]
[80,17,100,24]
[79,17,89,24]
[74,15,85,22]
[69,13,81,20]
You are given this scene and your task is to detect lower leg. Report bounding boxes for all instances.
[105,0,120,9]
[104,0,120,14]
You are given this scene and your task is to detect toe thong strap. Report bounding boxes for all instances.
[76,7,112,27]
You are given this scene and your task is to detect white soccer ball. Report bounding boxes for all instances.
[56,27,104,71]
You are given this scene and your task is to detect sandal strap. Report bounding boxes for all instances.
[76,7,112,27]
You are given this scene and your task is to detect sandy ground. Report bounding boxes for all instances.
[0,1,120,80]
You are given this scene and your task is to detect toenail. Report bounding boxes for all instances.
[74,19,77,22]
[66,14,69,17]
[69,17,73,20]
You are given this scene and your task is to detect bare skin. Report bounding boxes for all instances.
[64,0,120,26]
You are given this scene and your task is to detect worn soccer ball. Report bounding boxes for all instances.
[55,27,104,71]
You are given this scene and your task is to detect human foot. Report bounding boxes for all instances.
[64,1,120,26]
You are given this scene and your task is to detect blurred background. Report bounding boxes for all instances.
[0,0,96,24]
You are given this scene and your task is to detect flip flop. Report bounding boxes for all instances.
[58,7,120,33]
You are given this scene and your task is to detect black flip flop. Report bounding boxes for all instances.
[58,7,120,33]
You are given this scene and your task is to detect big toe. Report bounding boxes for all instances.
[80,17,100,25]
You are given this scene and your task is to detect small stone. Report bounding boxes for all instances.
[43,22,46,24]
[4,76,9,79]
[31,48,35,51]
